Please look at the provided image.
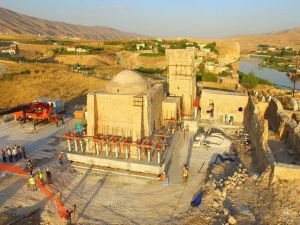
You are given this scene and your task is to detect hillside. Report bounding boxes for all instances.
[228,28,300,53]
[0,7,144,40]
[0,60,107,108]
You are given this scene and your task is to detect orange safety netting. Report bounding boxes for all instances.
[0,163,27,175]
[0,163,68,219]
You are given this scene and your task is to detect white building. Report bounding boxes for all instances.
[136,43,145,50]
[76,48,88,53]
[67,47,76,52]
[1,49,16,55]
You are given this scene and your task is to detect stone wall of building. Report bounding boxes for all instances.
[201,89,248,123]
[244,97,275,173]
[264,97,300,156]
[86,84,163,141]
[274,163,300,181]
[166,49,196,119]
[245,97,300,180]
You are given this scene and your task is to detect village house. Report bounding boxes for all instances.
[136,43,145,50]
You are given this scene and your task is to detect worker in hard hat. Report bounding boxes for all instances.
[182,164,189,183]
[37,168,44,184]
[58,152,63,165]
[27,160,33,175]
[161,171,167,182]
[46,168,52,184]
[28,175,37,191]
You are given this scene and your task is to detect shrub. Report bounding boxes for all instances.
[135,67,164,74]
[239,71,273,88]
[218,71,231,77]
[200,72,218,82]
[241,73,258,89]
[139,53,165,57]
[0,73,13,81]
[204,42,219,54]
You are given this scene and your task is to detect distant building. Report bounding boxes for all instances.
[76,48,88,53]
[1,48,16,55]
[136,43,145,50]
[67,47,76,52]
[201,48,211,53]
[185,42,194,46]
[186,46,195,50]
[198,44,206,50]
[268,47,277,52]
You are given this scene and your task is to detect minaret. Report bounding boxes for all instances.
[166,49,196,120]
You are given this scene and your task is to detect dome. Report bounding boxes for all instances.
[105,70,150,95]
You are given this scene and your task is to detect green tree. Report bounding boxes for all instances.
[240,72,258,89]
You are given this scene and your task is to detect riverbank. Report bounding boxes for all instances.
[239,58,300,90]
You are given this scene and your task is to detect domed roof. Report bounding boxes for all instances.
[105,70,150,95]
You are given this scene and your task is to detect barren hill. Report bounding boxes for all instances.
[0,7,144,40]
[228,28,300,53]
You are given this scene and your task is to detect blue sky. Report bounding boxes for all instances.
[0,0,299,38]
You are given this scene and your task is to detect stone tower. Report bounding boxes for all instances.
[166,49,196,120]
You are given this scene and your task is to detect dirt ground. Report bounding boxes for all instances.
[55,54,118,67]
[1,124,300,225]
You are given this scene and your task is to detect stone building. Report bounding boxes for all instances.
[87,70,163,141]
[166,49,196,120]
[200,89,248,124]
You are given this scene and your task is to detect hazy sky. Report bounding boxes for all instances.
[0,0,300,38]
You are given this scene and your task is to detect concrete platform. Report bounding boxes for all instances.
[66,132,179,175]
[66,152,163,174]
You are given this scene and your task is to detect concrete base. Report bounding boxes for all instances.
[66,153,163,174]
[65,131,179,175]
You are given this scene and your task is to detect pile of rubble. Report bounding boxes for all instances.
[207,163,252,225]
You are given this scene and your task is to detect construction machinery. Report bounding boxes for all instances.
[0,98,65,128]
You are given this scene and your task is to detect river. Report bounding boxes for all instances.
[239,59,300,90]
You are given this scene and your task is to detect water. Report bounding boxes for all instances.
[239,59,300,90]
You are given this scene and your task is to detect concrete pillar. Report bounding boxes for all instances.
[125,147,129,159]
[115,145,119,158]
[86,139,89,153]
[147,150,151,162]
[105,144,109,156]
[96,142,99,155]
[74,140,78,152]
[79,139,83,152]
[67,140,71,152]
[158,151,161,164]
[137,148,141,161]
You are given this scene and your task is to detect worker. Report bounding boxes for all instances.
[6,146,13,162]
[161,171,167,182]
[182,164,189,182]
[12,145,18,161]
[58,152,63,165]
[65,209,74,225]
[27,160,33,175]
[37,169,44,183]
[17,146,23,160]
[28,175,37,191]
[76,123,83,136]
[21,146,27,159]
[1,149,6,163]
[46,168,52,184]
